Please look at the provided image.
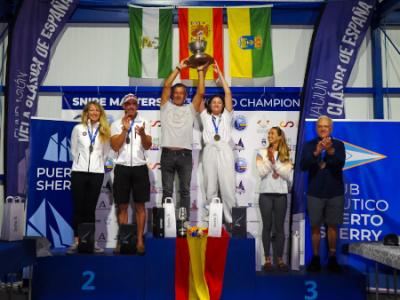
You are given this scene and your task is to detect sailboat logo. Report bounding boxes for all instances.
[343,141,386,170]
[26,198,73,248]
[43,133,72,162]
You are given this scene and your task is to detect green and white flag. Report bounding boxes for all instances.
[128,6,173,78]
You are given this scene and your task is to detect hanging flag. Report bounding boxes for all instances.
[178,7,223,80]
[227,7,273,85]
[128,6,173,78]
[175,229,230,300]
[292,0,376,215]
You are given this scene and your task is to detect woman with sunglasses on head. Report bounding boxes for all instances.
[200,63,236,227]
[68,101,111,254]
[256,126,293,271]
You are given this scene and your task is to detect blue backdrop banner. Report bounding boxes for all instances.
[6,0,78,201]
[27,118,76,247]
[293,0,376,214]
[304,120,400,272]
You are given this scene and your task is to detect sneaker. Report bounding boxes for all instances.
[306,255,321,272]
[94,243,104,254]
[67,242,78,255]
[327,255,341,273]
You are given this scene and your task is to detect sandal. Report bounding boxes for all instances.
[263,257,273,272]
[136,244,146,256]
[277,258,289,272]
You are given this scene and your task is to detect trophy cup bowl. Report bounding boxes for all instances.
[186,39,214,68]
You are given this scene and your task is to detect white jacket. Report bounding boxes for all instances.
[71,123,110,173]
[256,148,293,194]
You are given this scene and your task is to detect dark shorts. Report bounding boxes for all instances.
[307,195,344,227]
[113,164,150,204]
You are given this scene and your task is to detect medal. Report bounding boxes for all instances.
[212,115,222,142]
[126,137,130,144]
[87,124,99,155]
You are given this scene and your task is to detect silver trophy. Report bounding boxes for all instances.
[186,39,214,68]
[177,207,188,238]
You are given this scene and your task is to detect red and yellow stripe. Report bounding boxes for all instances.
[175,229,230,300]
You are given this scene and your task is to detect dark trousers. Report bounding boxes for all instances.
[71,171,104,236]
[259,193,288,257]
[160,148,192,217]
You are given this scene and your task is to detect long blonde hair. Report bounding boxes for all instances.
[268,126,290,163]
[81,101,111,143]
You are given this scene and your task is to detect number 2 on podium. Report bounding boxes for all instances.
[82,271,96,291]
[305,280,318,300]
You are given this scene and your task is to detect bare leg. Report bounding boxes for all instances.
[311,226,321,256]
[327,225,338,256]
[117,203,129,225]
[135,203,146,248]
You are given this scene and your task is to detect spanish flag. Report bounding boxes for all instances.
[227,7,273,81]
[175,230,230,300]
[178,8,224,80]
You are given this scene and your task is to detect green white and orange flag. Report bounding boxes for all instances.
[178,7,224,80]
[128,6,173,78]
[227,6,274,85]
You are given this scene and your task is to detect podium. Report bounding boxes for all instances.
[32,234,366,300]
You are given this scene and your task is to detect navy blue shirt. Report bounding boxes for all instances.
[300,137,345,198]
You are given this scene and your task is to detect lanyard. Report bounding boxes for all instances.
[211,115,222,135]
[88,125,99,146]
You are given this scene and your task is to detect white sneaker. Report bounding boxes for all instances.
[94,243,104,254]
[67,242,78,254]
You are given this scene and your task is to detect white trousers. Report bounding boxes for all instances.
[202,142,236,223]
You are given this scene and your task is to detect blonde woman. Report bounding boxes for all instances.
[68,101,111,254]
[256,126,293,271]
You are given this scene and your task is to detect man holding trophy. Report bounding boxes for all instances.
[160,38,211,218]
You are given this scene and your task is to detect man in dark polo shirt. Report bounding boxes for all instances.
[301,115,346,272]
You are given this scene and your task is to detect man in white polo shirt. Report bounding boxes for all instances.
[111,93,152,254]
[160,60,207,217]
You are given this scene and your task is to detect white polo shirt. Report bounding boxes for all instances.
[111,114,150,167]
[160,101,197,150]
[200,109,233,144]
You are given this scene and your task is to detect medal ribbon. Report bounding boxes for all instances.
[88,125,100,148]
[211,115,222,136]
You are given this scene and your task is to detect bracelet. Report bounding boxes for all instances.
[176,65,181,72]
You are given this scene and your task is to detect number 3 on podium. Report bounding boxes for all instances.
[82,271,96,291]
[305,280,318,300]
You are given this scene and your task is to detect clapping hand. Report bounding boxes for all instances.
[135,122,146,137]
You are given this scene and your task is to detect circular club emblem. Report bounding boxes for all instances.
[234,115,247,131]
[82,132,87,136]
[235,157,248,173]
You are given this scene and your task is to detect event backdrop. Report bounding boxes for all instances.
[27,90,300,270]
[304,120,400,272]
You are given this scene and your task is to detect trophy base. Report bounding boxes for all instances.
[186,54,214,68]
